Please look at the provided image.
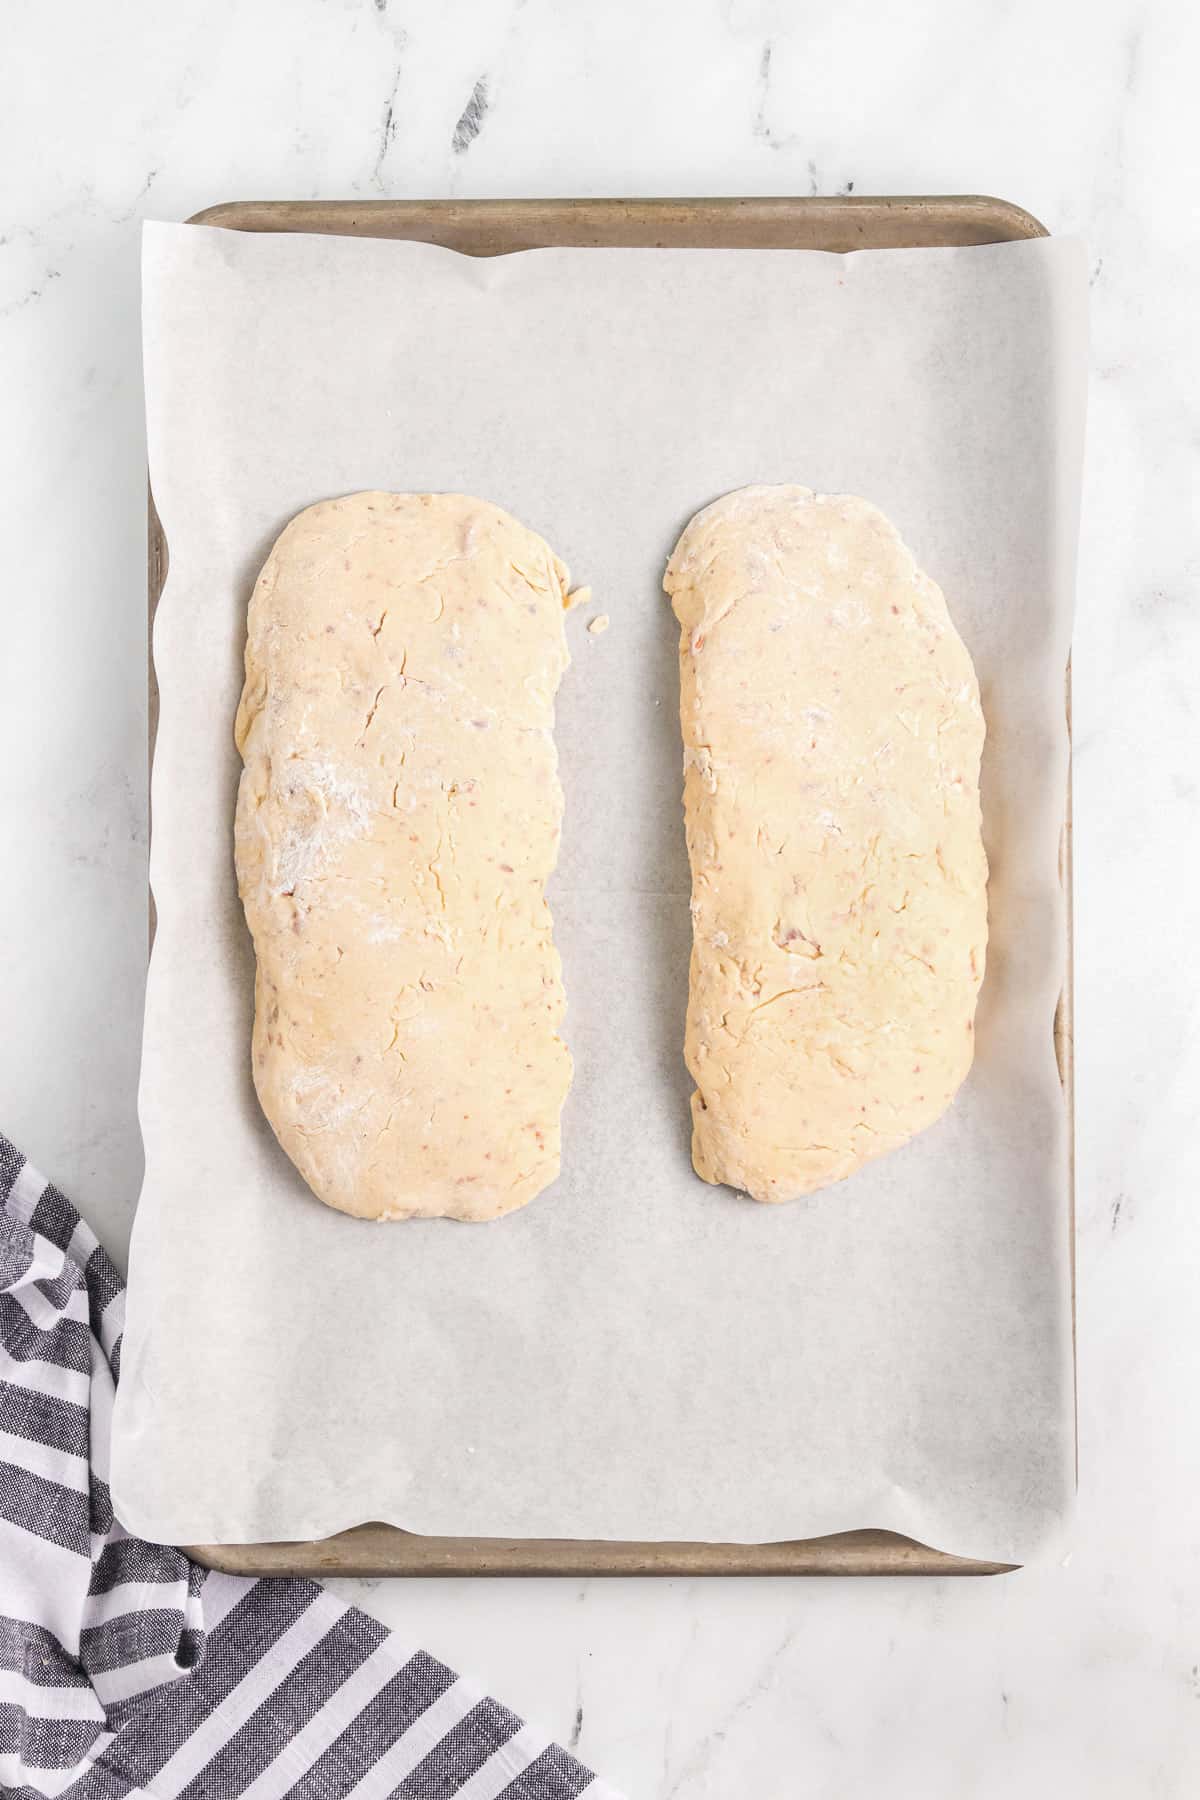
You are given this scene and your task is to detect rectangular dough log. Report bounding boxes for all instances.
[234,492,574,1221]
[665,486,988,1203]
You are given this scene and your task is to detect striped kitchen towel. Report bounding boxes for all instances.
[0,1134,620,1799]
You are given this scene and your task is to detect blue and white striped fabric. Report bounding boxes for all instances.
[0,1134,620,1799]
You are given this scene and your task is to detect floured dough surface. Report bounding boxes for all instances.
[234,492,574,1221]
[665,486,988,1203]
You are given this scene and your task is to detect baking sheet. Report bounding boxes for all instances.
[115,222,1085,1563]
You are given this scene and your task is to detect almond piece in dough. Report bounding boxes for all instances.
[664,486,988,1203]
[234,491,575,1221]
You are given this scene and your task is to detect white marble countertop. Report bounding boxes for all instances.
[3,1,1197,1793]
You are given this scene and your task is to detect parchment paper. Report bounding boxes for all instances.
[114,222,1086,1562]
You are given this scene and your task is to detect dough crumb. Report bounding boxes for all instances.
[587,614,610,636]
[564,585,591,612]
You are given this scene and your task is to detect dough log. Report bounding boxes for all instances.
[234,492,575,1221]
[665,486,988,1203]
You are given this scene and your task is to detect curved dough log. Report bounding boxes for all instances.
[665,486,988,1203]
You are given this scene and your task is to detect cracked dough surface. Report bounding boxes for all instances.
[665,486,988,1203]
[234,491,574,1221]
